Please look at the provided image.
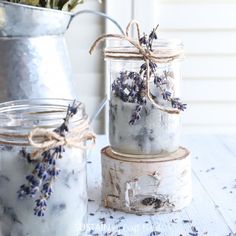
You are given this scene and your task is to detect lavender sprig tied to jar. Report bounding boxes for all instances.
[18,101,81,217]
[0,99,95,236]
[90,20,186,156]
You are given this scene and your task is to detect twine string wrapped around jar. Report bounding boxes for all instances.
[89,20,184,114]
[28,117,96,159]
[0,100,96,159]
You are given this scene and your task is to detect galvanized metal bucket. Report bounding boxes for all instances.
[0,1,76,100]
[0,1,123,107]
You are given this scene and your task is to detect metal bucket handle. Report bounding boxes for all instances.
[69,10,125,125]
[71,10,124,35]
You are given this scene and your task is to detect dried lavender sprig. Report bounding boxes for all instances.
[129,105,143,125]
[112,66,186,125]
[139,25,159,51]
[17,100,80,217]
[111,71,147,125]
[153,69,187,111]
[139,26,186,112]
[33,148,61,217]
[111,26,186,125]
[112,71,145,104]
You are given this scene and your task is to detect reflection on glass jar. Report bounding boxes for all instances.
[106,39,185,156]
[0,99,89,236]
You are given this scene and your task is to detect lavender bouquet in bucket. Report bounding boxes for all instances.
[2,0,84,11]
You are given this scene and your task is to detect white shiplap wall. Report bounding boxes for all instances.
[106,0,236,133]
[65,0,105,133]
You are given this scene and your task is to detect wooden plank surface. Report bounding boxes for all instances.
[86,135,236,236]
[182,135,236,234]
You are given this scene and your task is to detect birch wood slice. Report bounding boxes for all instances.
[101,146,192,214]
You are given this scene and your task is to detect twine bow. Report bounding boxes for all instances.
[28,118,96,160]
[89,20,181,114]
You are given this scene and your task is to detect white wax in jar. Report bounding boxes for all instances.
[0,146,87,236]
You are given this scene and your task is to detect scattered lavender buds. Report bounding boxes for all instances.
[111,26,186,125]
[149,231,161,236]
[17,100,79,217]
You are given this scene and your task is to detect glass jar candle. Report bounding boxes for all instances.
[106,39,184,156]
[0,99,91,236]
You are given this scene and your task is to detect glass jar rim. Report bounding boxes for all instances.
[105,38,184,62]
[0,98,87,146]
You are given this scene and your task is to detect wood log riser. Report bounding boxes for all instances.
[101,146,192,214]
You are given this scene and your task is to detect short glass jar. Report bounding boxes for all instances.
[106,39,184,156]
[0,99,88,236]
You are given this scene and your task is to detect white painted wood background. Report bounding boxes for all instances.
[66,0,236,134]
[65,0,105,133]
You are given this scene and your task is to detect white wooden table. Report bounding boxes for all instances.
[86,135,236,236]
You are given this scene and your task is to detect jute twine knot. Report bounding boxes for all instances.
[89,20,181,114]
[28,118,96,159]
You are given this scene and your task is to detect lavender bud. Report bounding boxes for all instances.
[139,34,148,45]
[34,207,45,217]
[129,119,135,125]
[136,105,142,112]
[149,61,157,73]
[154,76,162,85]
[49,167,60,177]
[42,182,53,196]
[35,198,47,207]
[139,63,147,74]
[149,29,158,41]
[162,91,172,100]
[68,105,78,115]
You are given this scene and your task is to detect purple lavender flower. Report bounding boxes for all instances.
[17,100,80,217]
[154,75,162,85]
[34,207,45,217]
[17,185,30,199]
[179,103,187,111]
[148,28,158,51]
[162,91,172,100]
[111,26,187,125]
[35,197,47,207]
[34,197,47,217]
[139,34,148,46]
[42,182,53,196]
[149,29,158,41]
[149,61,157,73]
[129,105,143,125]
[38,169,49,181]
[48,167,60,177]
[139,63,147,74]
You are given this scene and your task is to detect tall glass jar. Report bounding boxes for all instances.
[106,39,184,156]
[0,99,89,236]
